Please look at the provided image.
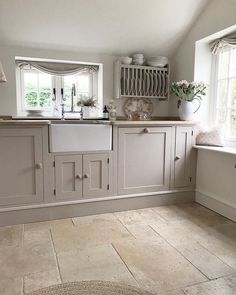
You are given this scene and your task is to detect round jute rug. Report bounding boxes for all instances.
[27,281,154,295]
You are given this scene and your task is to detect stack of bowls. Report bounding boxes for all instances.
[146,56,168,67]
[132,53,145,65]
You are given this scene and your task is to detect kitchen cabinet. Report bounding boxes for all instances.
[54,153,110,200]
[0,128,43,206]
[83,154,109,198]
[55,155,83,200]
[173,126,193,188]
[118,127,172,195]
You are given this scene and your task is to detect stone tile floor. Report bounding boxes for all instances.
[0,202,236,294]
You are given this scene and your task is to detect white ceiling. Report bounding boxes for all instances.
[0,0,210,57]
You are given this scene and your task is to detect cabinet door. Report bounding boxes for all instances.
[118,127,171,195]
[83,154,109,198]
[55,155,83,200]
[0,128,43,206]
[174,126,193,188]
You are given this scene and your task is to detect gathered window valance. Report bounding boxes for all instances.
[16,60,99,76]
[210,34,236,55]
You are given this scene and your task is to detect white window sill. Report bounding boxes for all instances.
[194,145,236,156]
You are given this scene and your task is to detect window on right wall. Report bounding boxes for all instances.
[214,46,236,140]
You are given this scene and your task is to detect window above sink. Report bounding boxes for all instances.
[15,57,103,118]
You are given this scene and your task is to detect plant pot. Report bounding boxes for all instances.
[178,99,201,121]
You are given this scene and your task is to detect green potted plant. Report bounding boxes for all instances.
[170,80,206,120]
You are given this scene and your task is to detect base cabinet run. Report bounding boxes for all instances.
[0,128,44,206]
[54,153,110,200]
[118,127,172,195]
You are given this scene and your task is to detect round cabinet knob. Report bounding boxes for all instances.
[143,128,149,134]
[84,174,89,179]
[35,163,43,169]
[75,174,82,180]
[175,156,181,160]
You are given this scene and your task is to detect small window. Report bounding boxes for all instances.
[214,47,236,140]
[16,58,102,117]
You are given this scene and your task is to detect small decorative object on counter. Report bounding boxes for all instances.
[170,80,206,121]
[123,97,153,120]
[103,105,109,120]
[108,99,117,121]
[77,95,97,119]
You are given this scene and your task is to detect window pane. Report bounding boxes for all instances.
[230,78,236,109]
[24,72,37,91]
[230,48,236,77]
[77,73,89,96]
[25,92,38,107]
[39,73,52,107]
[39,92,51,107]
[229,109,236,138]
[63,75,76,108]
[218,49,230,79]
[217,108,227,124]
[217,79,228,108]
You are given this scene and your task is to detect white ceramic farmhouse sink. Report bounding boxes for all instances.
[49,124,112,152]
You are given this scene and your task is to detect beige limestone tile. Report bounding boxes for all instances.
[161,291,185,295]
[23,269,61,293]
[24,218,73,233]
[153,203,231,227]
[72,213,117,225]
[0,277,23,295]
[113,239,207,293]
[177,241,235,279]
[0,224,23,247]
[0,239,57,279]
[57,244,138,287]
[115,208,166,227]
[125,223,167,245]
[219,252,236,270]
[51,219,132,253]
[183,274,236,295]
[23,228,52,244]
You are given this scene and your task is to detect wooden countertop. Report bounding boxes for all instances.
[0,118,197,126]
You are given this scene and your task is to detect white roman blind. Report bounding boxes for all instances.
[16,60,99,76]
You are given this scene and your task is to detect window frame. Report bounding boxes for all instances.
[17,60,102,117]
[211,45,236,144]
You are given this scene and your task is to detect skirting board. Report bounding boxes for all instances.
[195,191,236,222]
[0,191,194,226]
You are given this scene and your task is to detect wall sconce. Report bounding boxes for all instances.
[0,62,7,82]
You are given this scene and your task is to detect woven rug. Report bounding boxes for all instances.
[27,281,154,295]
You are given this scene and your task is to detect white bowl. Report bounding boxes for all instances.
[132,59,145,65]
[120,56,132,65]
[26,109,44,116]
[133,53,144,59]
[147,56,168,67]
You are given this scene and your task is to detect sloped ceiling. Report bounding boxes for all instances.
[0,0,210,57]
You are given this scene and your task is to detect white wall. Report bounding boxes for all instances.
[169,0,236,117]
[0,44,169,117]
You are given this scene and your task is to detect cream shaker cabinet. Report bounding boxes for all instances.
[173,126,194,188]
[118,127,172,195]
[0,128,44,206]
[54,153,110,200]
[54,155,83,200]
